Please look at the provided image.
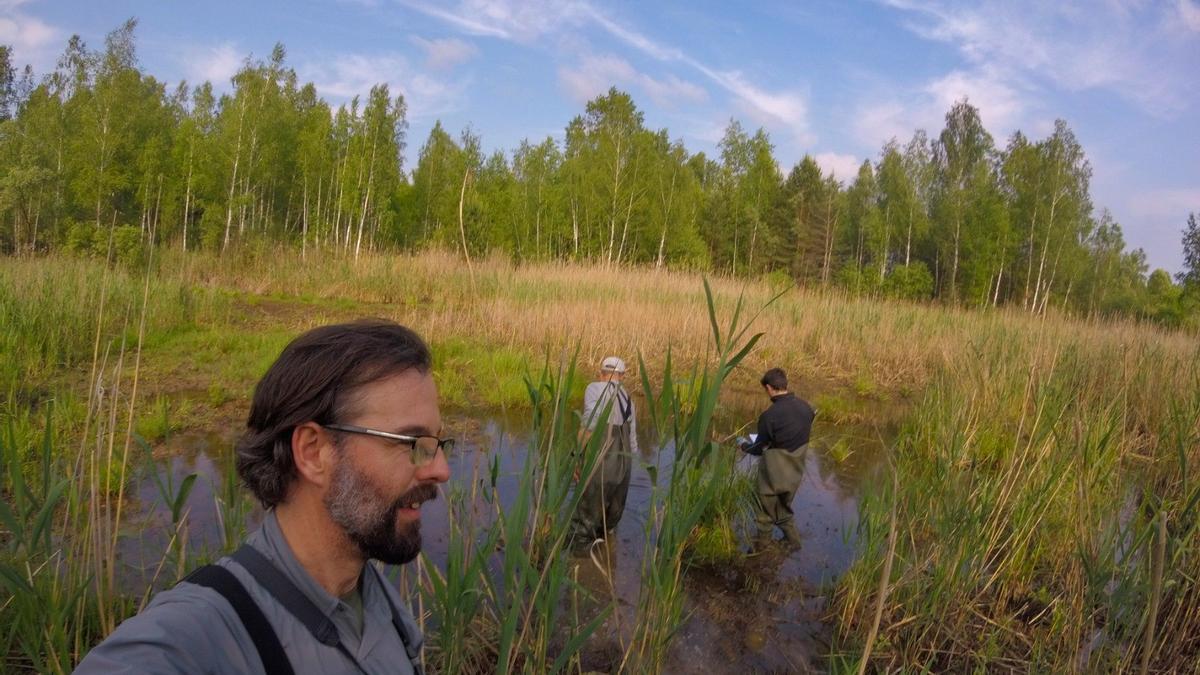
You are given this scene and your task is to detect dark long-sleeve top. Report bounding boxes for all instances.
[742,392,815,456]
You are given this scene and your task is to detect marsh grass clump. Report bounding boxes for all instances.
[0,410,138,673]
[620,280,779,672]
[686,460,754,566]
[833,328,1200,672]
[416,354,614,675]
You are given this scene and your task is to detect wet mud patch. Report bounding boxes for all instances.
[666,549,831,674]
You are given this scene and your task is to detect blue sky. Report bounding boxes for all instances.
[3,0,1197,273]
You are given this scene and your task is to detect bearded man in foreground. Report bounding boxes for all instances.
[75,319,453,675]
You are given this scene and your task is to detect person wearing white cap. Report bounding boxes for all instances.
[570,355,639,549]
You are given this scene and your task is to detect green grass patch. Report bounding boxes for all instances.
[430,337,533,409]
[813,392,863,425]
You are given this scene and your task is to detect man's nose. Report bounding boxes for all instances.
[417,447,451,483]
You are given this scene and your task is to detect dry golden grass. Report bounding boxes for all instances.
[155,245,1197,409]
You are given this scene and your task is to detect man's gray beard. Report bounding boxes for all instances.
[325,457,423,565]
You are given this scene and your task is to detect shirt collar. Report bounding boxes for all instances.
[251,511,345,616]
[247,511,401,658]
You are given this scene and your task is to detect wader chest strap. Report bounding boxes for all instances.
[184,564,295,675]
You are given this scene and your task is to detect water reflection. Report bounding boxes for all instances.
[122,408,887,671]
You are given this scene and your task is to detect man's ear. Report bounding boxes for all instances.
[291,422,335,488]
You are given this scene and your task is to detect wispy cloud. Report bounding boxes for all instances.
[410,36,478,71]
[852,67,1025,151]
[402,0,813,143]
[694,65,810,143]
[579,4,812,142]
[1126,187,1200,223]
[399,0,586,41]
[301,52,468,120]
[580,6,685,62]
[922,67,1023,130]
[882,0,1199,115]
[853,101,913,148]
[558,52,707,109]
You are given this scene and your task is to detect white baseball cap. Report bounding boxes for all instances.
[600,356,626,373]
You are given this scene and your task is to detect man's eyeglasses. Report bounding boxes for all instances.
[324,424,455,466]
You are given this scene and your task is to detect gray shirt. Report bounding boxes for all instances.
[74,511,423,674]
[582,380,639,454]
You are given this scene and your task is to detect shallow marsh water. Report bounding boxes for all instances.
[119,404,888,673]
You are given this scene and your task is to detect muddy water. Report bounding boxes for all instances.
[119,406,887,673]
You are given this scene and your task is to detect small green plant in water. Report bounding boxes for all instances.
[142,435,198,580]
[623,279,782,672]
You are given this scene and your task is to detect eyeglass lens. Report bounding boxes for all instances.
[412,436,454,464]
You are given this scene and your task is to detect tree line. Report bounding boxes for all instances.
[1,22,1197,326]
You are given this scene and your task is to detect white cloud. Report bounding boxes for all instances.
[410,36,478,71]
[557,52,707,108]
[580,6,686,62]
[851,65,1027,152]
[0,13,55,50]
[405,0,813,143]
[0,0,61,72]
[923,68,1023,130]
[643,73,708,108]
[1029,117,1056,138]
[182,43,242,87]
[691,65,811,143]
[306,53,405,100]
[813,152,861,183]
[684,116,730,147]
[557,54,619,102]
[581,8,812,142]
[302,52,467,120]
[400,0,587,42]
[881,0,1199,114]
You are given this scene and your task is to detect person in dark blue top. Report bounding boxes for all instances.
[739,367,815,551]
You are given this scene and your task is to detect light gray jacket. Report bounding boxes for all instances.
[73,511,422,674]
[582,380,639,454]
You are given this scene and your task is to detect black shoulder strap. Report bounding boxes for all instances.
[232,545,342,647]
[368,563,425,675]
[617,386,632,421]
[183,564,295,675]
[233,544,424,674]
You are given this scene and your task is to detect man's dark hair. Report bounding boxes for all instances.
[235,319,432,508]
[760,367,788,391]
